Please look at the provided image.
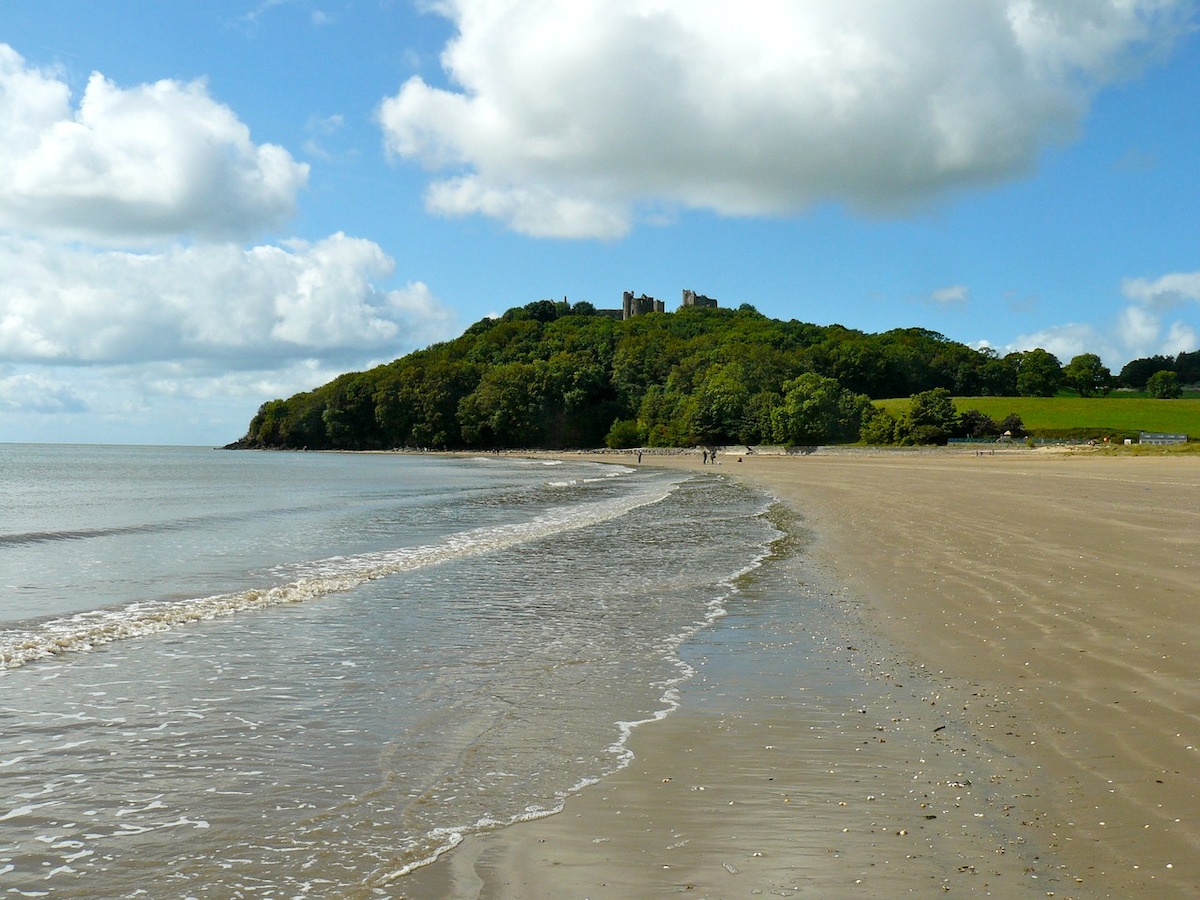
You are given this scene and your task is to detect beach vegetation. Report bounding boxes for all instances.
[957,408,1003,439]
[859,406,899,444]
[604,418,642,449]
[896,387,959,444]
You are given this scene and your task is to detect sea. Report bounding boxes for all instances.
[0,444,783,898]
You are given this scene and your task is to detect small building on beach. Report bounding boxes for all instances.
[1139,431,1188,445]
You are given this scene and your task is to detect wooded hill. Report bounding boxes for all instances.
[228,298,1192,450]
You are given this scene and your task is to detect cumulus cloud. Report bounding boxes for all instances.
[0,44,309,244]
[0,233,456,367]
[1164,320,1200,352]
[379,0,1189,238]
[0,42,458,443]
[1102,271,1200,360]
[1121,271,1200,309]
[1010,322,1109,364]
[1009,269,1200,368]
[1008,316,1187,369]
[0,235,458,444]
[1117,303,1167,349]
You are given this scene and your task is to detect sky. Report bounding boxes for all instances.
[2,1,1200,445]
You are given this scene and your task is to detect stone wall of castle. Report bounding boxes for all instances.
[681,289,718,309]
[596,289,716,320]
[622,291,666,319]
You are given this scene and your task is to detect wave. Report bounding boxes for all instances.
[0,477,682,672]
[0,501,333,549]
[0,523,172,548]
[375,490,784,886]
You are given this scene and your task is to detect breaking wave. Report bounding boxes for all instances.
[0,478,678,671]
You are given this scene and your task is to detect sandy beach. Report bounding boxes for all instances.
[400,448,1200,898]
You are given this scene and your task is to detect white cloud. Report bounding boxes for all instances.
[0,42,459,444]
[0,370,88,414]
[1009,322,1108,365]
[1164,320,1200,354]
[1121,271,1200,309]
[0,44,309,244]
[379,0,1189,238]
[0,233,455,368]
[929,284,970,307]
[1101,270,1200,361]
[1117,303,1166,350]
[0,359,366,445]
[1008,271,1200,368]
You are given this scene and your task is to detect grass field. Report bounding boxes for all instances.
[875,395,1200,440]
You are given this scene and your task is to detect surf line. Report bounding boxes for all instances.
[0,479,681,672]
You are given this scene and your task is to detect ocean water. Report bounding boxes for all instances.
[0,445,779,898]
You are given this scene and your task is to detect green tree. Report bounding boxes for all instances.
[605,418,643,449]
[1062,353,1113,397]
[1014,348,1062,397]
[771,373,869,445]
[691,361,754,444]
[611,332,681,410]
[637,386,696,447]
[1119,354,1174,389]
[741,390,780,445]
[999,413,1027,439]
[323,374,380,448]
[457,362,546,447]
[958,408,1001,439]
[540,350,619,447]
[899,387,958,445]
[1175,350,1200,385]
[246,399,288,447]
[1146,369,1182,399]
[860,406,899,445]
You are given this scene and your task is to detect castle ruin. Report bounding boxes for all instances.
[622,291,665,319]
[595,289,718,320]
[681,289,718,309]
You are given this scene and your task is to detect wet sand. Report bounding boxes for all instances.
[400,448,1200,898]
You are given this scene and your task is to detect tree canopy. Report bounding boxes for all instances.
[1119,351,1200,391]
[1146,369,1182,399]
[1062,353,1113,398]
[227,299,1170,451]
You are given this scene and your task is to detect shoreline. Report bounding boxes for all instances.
[400,448,1200,897]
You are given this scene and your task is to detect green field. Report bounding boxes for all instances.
[875,395,1200,440]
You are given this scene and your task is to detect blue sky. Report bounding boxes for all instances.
[2,1,1199,444]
